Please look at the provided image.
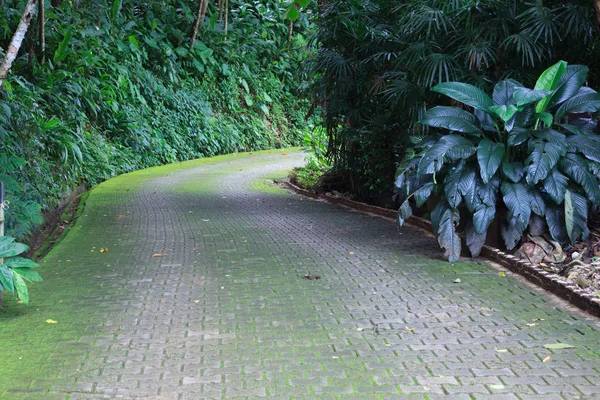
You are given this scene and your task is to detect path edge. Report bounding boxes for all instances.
[282,181,600,318]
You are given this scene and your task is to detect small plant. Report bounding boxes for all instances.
[0,236,42,305]
[396,61,600,261]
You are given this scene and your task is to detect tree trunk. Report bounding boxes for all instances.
[201,0,209,22]
[190,0,205,49]
[0,0,37,87]
[287,19,293,45]
[594,0,600,30]
[38,0,45,64]
[223,0,228,34]
[218,0,223,21]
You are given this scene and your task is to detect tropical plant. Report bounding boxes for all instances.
[396,61,600,262]
[308,0,600,201]
[0,236,42,305]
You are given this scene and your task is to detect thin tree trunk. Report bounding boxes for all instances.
[223,0,228,34]
[200,0,209,22]
[38,0,45,64]
[190,0,205,49]
[287,19,293,45]
[0,0,37,87]
[218,0,223,21]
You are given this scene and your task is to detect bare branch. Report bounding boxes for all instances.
[0,0,37,87]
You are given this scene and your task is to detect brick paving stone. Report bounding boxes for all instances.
[0,149,599,399]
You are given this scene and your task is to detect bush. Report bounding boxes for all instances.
[396,61,600,261]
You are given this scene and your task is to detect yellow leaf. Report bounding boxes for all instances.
[495,349,508,353]
[45,319,58,324]
[385,344,391,347]
[499,272,505,277]
[543,356,551,362]
[331,356,339,359]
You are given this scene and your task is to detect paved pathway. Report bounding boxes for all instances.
[1,149,600,400]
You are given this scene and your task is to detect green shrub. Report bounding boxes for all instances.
[396,61,600,261]
[0,237,42,305]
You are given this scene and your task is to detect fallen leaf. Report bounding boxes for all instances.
[489,384,505,390]
[453,278,461,283]
[45,319,58,324]
[152,253,164,257]
[499,272,505,277]
[385,344,391,347]
[543,356,551,362]
[544,343,576,349]
[331,356,339,359]
[495,349,508,353]
[194,300,200,304]
[405,327,414,332]
[357,328,364,331]
[281,153,288,156]
[349,252,354,255]
[525,323,538,327]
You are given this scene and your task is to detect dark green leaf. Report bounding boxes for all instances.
[437,207,461,262]
[398,200,412,227]
[536,112,553,127]
[420,106,482,134]
[414,182,434,208]
[466,220,486,258]
[508,128,530,146]
[564,190,589,244]
[444,163,464,208]
[501,182,532,231]
[525,141,562,185]
[513,88,552,107]
[432,82,493,112]
[473,204,495,235]
[559,153,600,205]
[530,188,546,216]
[418,135,476,175]
[543,168,569,204]
[548,65,589,108]
[567,135,600,163]
[477,139,505,183]
[502,161,524,183]
[501,216,524,250]
[493,79,523,106]
[556,91,600,118]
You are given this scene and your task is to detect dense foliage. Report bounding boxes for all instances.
[308,0,600,201]
[396,61,600,261]
[1,0,312,239]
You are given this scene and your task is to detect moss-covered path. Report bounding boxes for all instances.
[1,149,600,399]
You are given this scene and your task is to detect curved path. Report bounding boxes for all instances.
[1,149,600,400]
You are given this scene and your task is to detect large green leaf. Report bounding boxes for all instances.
[4,257,39,269]
[12,268,43,283]
[513,88,552,107]
[492,79,523,106]
[556,90,600,118]
[397,200,412,227]
[525,141,562,185]
[430,201,447,233]
[534,60,567,113]
[529,188,546,216]
[567,135,600,163]
[444,163,465,208]
[501,217,524,250]
[507,128,531,146]
[543,168,568,204]
[466,220,486,258]
[0,265,14,293]
[12,273,29,305]
[559,153,600,205]
[418,135,476,175]
[420,106,482,134]
[0,236,16,256]
[501,182,532,232]
[546,204,568,243]
[0,241,28,259]
[53,29,73,64]
[432,82,493,112]
[473,204,495,235]
[437,206,461,262]
[502,161,524,183]
[489,105,518,122]
[564,190,589,245]
[547,65,589,108]
[477,139,505,183]
[413,182,434,208]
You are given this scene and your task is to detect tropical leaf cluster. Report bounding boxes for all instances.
[0,0,313,240]
[0,237,42,305]
[307,0,600,201]
[396,61,600,261]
